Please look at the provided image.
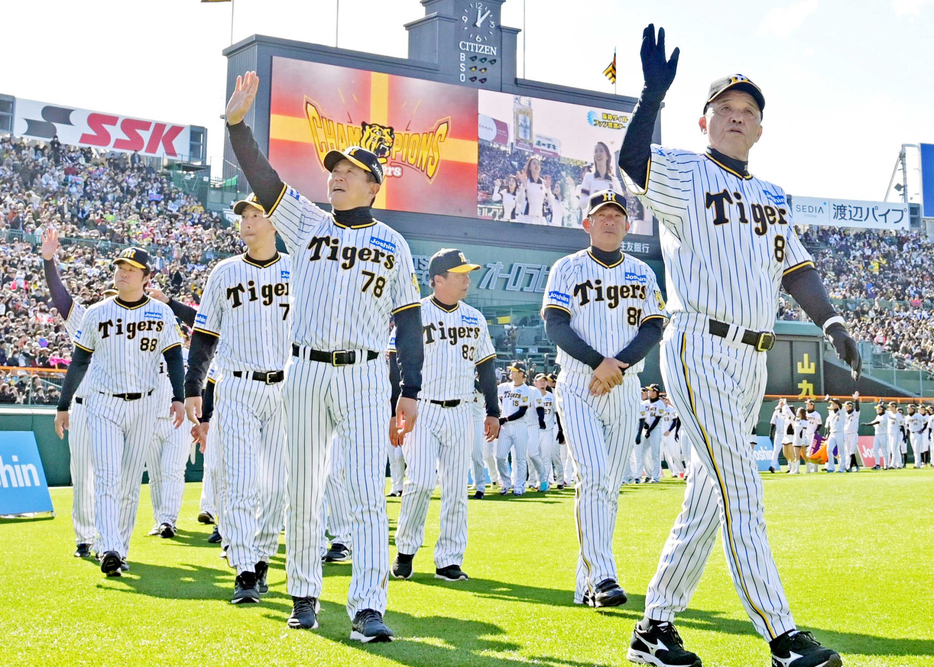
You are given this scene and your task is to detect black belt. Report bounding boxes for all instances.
[708,319,775,352]
[233,370,284,384]
[430,399,461,408]
[103,389,154,401]
[292,343,379,366]
[75,397,83,405]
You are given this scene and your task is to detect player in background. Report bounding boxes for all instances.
[905,404,926,468]
[925,405,934,466]
[823,397,845,474]
[496,363,534,495]
[640,384,665,483]
[40,228,116,558]
[627,387,650,485]
[524,370,549,492]
[390,249,499,582]
[225,71,423,641]
[804,399,823,474]
[533,373,560,489]
[542,190,665,608]
[866,403,888,470]
[469,379,493,498]
[619,25,857,667]
[768,399,794,473]
[54,248,185,577]
[886,403,903,469]
[842,394,860,472]
[659,394,684,479]
[183,195,290,605]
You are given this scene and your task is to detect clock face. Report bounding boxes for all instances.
[461,1,496,42]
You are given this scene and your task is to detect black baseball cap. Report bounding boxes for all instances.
[428,248,481,277]
[233,193,266,216]
[113,247,151,272]
[587,190,627,217]
[647,383,660,393]
[508,361,527,375]
[704,74,765,116]
[324,146,384,184]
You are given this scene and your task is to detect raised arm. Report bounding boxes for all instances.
[40,227,74,318]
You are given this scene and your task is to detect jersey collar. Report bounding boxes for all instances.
[704,146,752,180]
[587,246,624,269]
[332,206,376,229]
[242,251,280,268]
[429,296,459,313]
[115,295,150,310]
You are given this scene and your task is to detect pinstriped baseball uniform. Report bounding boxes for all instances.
[524,386,548,490]
[392,296,495,568]
[629,144,816,641]
[193,252,291,575]
[659,404,684,478]
[496,382,534,493]
[268,185,421,618]
[534,389,561,486]
[147,350,191,530]
[386,335,405,496]
[321,441,353,556]
[63,301,95,547]
[886,409,904,467]
[906,411,926,466]
[199,366,224,532]
[543,248,665,603]
[627,398,649,484]
[638,397,666,482]
[469,389,494,493]
[73,296,181,558]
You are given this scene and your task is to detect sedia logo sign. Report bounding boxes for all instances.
[303,98,451,182]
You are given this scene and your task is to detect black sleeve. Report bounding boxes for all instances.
[185,331,220,398]
[163,345,185,403]
[644,416,661,436]
[543,307,603,370]
[501,405,528,424]
[770,424,776,441]
[781,265,837,329]
[167,298,197,328]
[636,418,645,444]
[200,379,216,423]
[388,351,401,416]
[556,412,565,443]
[393,306,424,399]
[226,121,286,212]
[43,259,74,320]
[476,357,500,418]
[537,406,546,429]
[672,417,681,438]
[618,90,664,191]
[615,318,664,367]
[57,346,92,410]
[855,401,860,414]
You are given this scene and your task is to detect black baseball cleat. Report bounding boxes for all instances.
[158,523,176,539]
[231,571,260,604]
[628,618,702,666]
[391,552,414,579]
[593,578,628,607]
[350,609,394,643]
[435,564,469,582]
[197,511,215,524]
[769,466,776,473]
[120,561,129,572]
[769,630,842,667]
[557,483,566,490]
[323,543,351,563]
[73,543,92,558]
[255,561,269,594]
[287,596,320,629]
[207,526,222,543]
[100,551,124,578]
[472,490,485,500]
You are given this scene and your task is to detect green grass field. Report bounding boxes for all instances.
[2,469,932,667]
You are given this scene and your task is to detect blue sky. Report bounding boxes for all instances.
[1,0,931,202]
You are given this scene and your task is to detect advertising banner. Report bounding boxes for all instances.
[268,57,479,218]
[477,91,654,234]
[0,432,54,516]
[13,98,192,159]
[788,195,909,230]
[754,436,775,472]
[920,143,934,219]
[856,435,879,468]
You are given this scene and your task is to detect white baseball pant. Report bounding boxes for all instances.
[283,355,390,619]
[396,401,473,567]
[526,424,548,488]
[909,432,924,466]
[388,444,405,495]
[496,421,528,493]
[871,432,887,468]
[645,320,796,642]
[199,422,218,518]
[216,375,288,575]
[662,434,685,477]
[844,433,859,469]
[825,431,845,472]
[541,426,561,486]
[320,447,353,555]
[769,431,784,470]
[556,370,640,603]
[148,415,190,527]
[69,398,96,546]
[86,392,160,558]
[470,401,490,494]
[887,429,902,468]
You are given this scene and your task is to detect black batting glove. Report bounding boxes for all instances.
[640,24,680,100]
[498,417,507,426]
[826,323,862,381]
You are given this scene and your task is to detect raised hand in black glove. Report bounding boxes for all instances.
[826,323,862,381]
[641,24,680,99]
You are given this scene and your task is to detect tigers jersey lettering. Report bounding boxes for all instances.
[627,146,814,332]
[498,382,533,420]
[73,297,181,395]
[388,297,494,402]
[268,186,420,352]
[194,253,292,372]
[543,249,664,375]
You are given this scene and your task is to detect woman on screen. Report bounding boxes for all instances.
[516,156,555,225]
[492,175,520,222]
[578,141,622,214]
